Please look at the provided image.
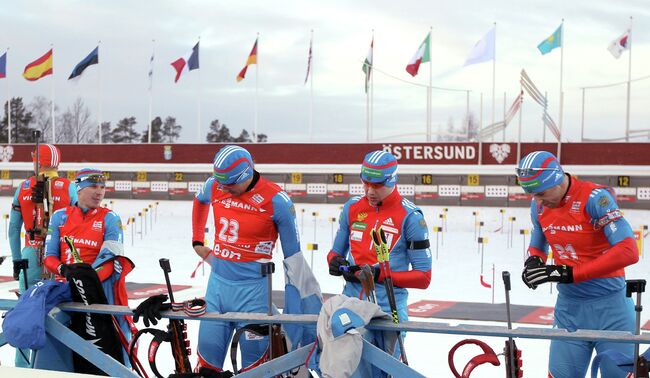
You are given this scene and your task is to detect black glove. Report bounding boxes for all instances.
[31,180,45,203]
[133,294,171,327]
[522,256,573,289]
[328,255,349,276]
[371,264,382,283]
[58,264,70,278]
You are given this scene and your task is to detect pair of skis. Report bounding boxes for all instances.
[370,226,409,366]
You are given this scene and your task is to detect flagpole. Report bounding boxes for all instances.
[427,26,432,142]
[478,92,483,165]
[502,91,506,141]
[6,47,10,144]
[491,22,496,132]
[558,19,564,147]
[625,16,632,142]
[543,91,547,142]
[465,90,470,141]
[50,44,55,143]
[97,41,102,144]
[197,36,202,143]
[517,88,523,165]
[254,33,259,143]
[309,29,314,142]
[580,88,585,141]
[148,39,155,143]
[366,72,369,142]
[370,30,374,142]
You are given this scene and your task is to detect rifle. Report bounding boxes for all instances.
[502,272,523,378]
[159,258,192,374]
[30,130,51,279]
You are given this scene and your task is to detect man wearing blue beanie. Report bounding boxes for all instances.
[188,145,322,374]
[517,151,639,377]
[327,149,432,367]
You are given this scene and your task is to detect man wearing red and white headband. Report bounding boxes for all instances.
[8,144,77,367]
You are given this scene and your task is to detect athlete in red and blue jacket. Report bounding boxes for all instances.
[518,151,639,378]
[192,145,322,373]
[327,150,432,362]
[44,168,135,367]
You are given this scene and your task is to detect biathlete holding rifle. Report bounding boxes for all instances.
[189,145,322,373]
[517,151,639,378]
[8,142,77,367]
[327,150,432,358]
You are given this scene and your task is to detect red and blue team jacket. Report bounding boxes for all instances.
[528,175,639,298]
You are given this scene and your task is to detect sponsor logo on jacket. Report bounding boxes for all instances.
[542,223,583,234]
[62,237,99,248]
[214,198,259,212]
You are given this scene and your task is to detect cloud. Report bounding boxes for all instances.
[1,0,648,143]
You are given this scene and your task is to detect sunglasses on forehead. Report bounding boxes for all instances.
[515,167,559,177]
[76,173,106,185]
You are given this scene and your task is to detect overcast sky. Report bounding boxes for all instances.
[1,0,649,144]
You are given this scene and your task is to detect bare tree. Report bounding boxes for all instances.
[30,96,57,143]
[59,98,94,143]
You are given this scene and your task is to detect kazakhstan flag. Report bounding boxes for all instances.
[537,24,562,55]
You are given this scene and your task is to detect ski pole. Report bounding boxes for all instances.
[372,227,408,365]
[261,262,275,359]
[626,279,647,378]
[502,271,517,378]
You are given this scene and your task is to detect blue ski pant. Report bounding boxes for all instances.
[197,273,273,370]
[549,288,635,378]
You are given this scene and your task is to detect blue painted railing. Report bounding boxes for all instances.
[0,299,648,377]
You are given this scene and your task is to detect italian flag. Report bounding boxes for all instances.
[362,38,373,93]
[405,32,431,77]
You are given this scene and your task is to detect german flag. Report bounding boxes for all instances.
[23,49,53,81]
[236,38,258,82]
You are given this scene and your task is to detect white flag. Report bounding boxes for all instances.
[464,27,495,66]
[608,30,630,59]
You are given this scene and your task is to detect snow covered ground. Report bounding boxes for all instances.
[0,196,648,377]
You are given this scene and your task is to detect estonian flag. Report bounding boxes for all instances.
[68,47,99,80]
[171,42,199,83]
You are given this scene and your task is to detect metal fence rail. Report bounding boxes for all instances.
[0,299,648,377]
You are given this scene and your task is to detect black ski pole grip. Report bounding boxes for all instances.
[626,279,646,297]
[379,227,388,244]
[159,258,171,273]
[502,271,511,291]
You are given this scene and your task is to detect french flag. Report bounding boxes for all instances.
[171,42,199,83]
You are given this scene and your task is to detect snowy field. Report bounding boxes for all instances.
[0,196,648,377]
